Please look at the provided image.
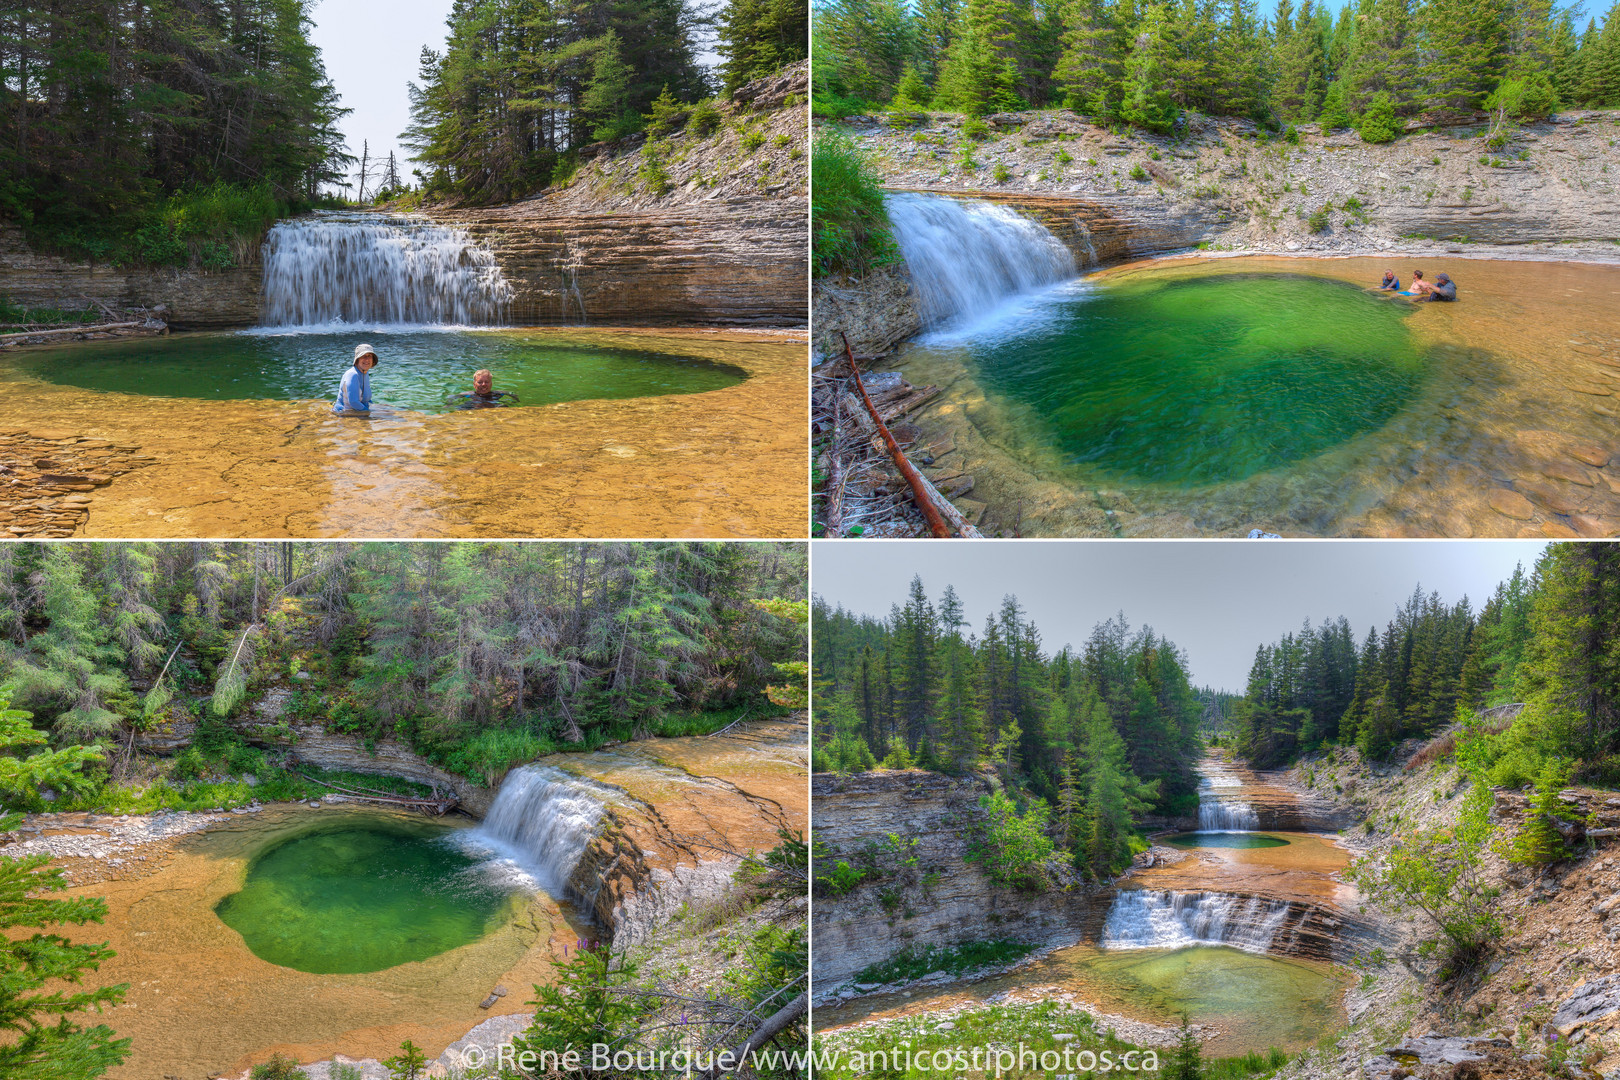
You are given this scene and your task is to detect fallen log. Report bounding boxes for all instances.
[841,334,983,539]
[0,320,145,344]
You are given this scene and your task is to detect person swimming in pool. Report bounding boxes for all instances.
[334,343,377,413]
[454,368,519,409]
[1398,270,1430,297]
[1379,269,1401,290]
[1417,272,1456,301]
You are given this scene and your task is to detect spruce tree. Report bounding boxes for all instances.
[1119,2,1181,130]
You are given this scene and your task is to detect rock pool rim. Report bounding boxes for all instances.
[214,814,518,975]
[1161,832,1291,849]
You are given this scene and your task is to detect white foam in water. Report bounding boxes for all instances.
[455,765,606,903]
[886,193,1075,331]
[1197,762,1258,831]
[261,212,513,328]
[1103,889,1293,955]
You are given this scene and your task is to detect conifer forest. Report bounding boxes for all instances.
[813,0,1620,127]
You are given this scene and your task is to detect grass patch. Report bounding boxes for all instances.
[853,938,1035,985]
[812,129,899,278]
[65,763,436,815]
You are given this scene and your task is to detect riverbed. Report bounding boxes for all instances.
[0,327,806,538]
[890,255,1620,537]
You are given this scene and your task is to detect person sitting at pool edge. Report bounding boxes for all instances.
[1418,272,1456,301]
[455,368,519,408]
[334,343,377,413]
[1379,269,1400,290]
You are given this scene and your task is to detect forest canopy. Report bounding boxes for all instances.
[1229,544,1620,788]
[812,578,1203,879]
[402,0,809,203]
[0,0,350,265]
[0,542,806,810]
[812,0,1620,128]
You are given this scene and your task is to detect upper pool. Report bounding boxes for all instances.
[16,329,746,414]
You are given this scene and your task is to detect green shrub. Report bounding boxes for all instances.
[741,129,766,152]
[811,129,899,278]
[1056,149,1073,165]
[1357,91,1402,144]
[443,727,556,786]
[1284,125,1300,144]
[819,859,867,896]
[993,163,1011,183]
[1129,163,1148,181]
[966,791,1072,891]
[251,1055,309,1080]
[687,98,723,136]
[771,133,790,148]
[1308,206,1331,232]
[894,65,932,108]
[642,85,687,135]
[1319,82,1351,131]
[1505,759,1576,866]
[1486,73,1559,122]
[638,143,673,196]
[962,117,989,141]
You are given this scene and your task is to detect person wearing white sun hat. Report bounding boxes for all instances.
[334,343,378,414]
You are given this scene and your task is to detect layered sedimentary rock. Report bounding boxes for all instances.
[812,769,1107,986]
[0,227,262,330]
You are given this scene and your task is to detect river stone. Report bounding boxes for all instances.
[1363,1035,1506,1080]
[1553,974,1620,1035]
[1489,489,1535,520]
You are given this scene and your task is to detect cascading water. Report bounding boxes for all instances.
[261,212,513,328]
[1102,889,1294,955]
[885,193,1075,328]
[459,765,607,903]
[1197,764,1259,832]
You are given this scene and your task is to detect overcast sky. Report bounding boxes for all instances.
[811,541,1548,692]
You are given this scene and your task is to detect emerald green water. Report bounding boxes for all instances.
[1071,946,1342,1052]
[18,330,745,414]
[1164,832,1290,850]
[214,819,509,974]
[968,274,1428,486]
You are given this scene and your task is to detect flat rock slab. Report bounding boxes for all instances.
[1363,1035,1508,1080]
[1554,973,1620,1035]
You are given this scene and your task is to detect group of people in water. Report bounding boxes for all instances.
[333,342,519,414]
[1377,268,1457,301]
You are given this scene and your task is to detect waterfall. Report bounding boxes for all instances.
[885,193,1075,328]
[1102,889,1294,955]
[460,765,606,903]
[261,212,513,328]
[1197,764,1257,831]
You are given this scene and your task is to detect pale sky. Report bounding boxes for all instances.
[811,541,1549,693]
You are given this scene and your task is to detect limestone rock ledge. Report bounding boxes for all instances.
[812,769,1106,987]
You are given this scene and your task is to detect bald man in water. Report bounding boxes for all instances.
[454,368,519,409]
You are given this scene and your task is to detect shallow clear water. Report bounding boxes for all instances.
[19,330,745,414]
[960,273,1428,486]
[1163,832,1290,850]
[1071,945,1342,1051]
[214,819,511,973]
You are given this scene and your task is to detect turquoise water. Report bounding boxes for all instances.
[18,330,745,414]
[966,274,1429,486]
[1163,832,1290,850]
[214,819,509,973]
[1071,946,1343,1052]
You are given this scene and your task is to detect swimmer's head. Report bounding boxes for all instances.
[1412,270,1424,279]
[353,343,379,372]
[1383,269,1395,278]
[474,369,493,394]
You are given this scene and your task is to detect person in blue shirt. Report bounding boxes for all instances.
[334,343,377,413]
[1378,269,1400,290]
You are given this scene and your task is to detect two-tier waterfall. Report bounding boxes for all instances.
[260,213,513,327]
[459,765,606,903]
[885,193,1075,328]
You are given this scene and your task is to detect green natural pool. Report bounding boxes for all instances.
[1163,831,1291,850]
[214,818,513,974]
[17,329,746,414]
[962,273,1429,487]
[1070,945,1343,1053]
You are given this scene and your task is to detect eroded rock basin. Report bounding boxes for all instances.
[0,327,806,538]
[894,256,1620,537]
[50,804,582,1080]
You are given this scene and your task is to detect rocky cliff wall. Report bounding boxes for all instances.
[812,770,1105,987]
[0,227,262,330]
